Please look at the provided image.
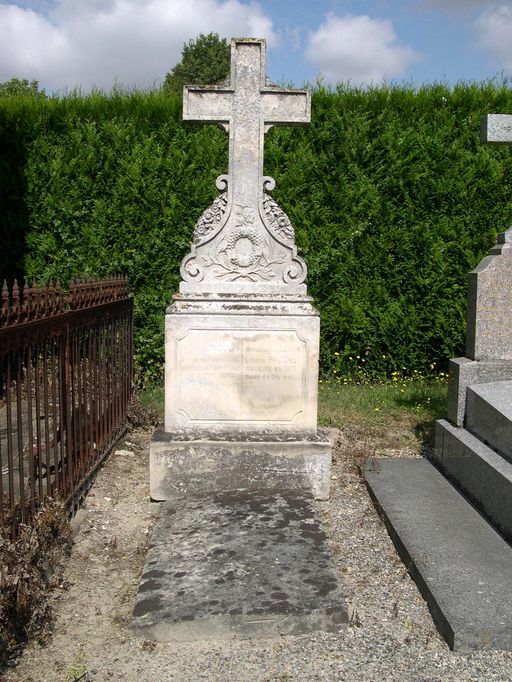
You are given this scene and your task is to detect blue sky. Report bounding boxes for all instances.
[0,0,511,93]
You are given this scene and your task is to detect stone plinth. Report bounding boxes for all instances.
[150,427,332,501]
[155,293,331,500]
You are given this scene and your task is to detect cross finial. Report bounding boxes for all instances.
[180,38,311,293]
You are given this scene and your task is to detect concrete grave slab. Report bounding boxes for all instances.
[366,457,512,651]
[131,489,348,641]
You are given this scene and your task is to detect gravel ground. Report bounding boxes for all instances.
[4,426,512,682]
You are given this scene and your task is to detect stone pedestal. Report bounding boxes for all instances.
[164,293,319,433]
[151,292,331,499]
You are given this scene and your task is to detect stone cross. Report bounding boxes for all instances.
[481,114,512,145]
[183,38,310,215]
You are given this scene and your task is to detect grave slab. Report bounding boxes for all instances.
[131,488,348,641]
[365,457,512,651]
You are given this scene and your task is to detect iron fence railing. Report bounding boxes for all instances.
[0,276,133,537]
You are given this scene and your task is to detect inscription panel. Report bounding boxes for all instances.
[177,329,306,423]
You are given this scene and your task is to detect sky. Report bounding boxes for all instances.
[0,0,512,93]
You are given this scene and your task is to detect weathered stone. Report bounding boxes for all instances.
[131,489,348,641]
[150,427,332,501]
[153,37,331,500]
[366,457,512,651]
[180,38,310,296]
[135,38,340,646]
[165,296,320,434]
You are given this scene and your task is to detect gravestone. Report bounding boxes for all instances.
[434,112,512,542]
[150,37,332,500]
[132,38,347,641]
[444,114,512,427]
[366,113,512,651]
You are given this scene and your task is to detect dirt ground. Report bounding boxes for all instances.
[3,426,512,682]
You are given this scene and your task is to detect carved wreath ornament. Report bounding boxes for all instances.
[202,205,287,281]
[181,175,307,285]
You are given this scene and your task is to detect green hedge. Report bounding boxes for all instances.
[1,83,512,385]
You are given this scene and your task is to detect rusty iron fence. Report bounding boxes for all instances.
[0,276,133,537]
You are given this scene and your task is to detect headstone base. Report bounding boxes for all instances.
[150,427,332,501]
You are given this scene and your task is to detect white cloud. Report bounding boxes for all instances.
[422,0,497,9]
[305,13,420,86]
[476,4,512,69]
[0,0,277,92]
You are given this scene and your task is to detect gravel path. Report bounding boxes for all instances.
[4,427,512,682]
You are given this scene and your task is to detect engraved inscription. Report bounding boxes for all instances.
[177,329,306,422]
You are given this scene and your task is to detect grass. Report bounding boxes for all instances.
[139,376,448,449]
[139,384,164,421]
[319,376,447,449]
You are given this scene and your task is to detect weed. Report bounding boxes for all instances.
[65,652,89,682]
[0,498,70,664]
[127,392,160,428]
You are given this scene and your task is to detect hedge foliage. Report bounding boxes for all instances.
[1,83,512,385]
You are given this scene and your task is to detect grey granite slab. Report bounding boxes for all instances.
[466,381,512,460]
[435,418,512,541]
[366,457,512,651]
[447,357,512,427]
[131,488,347,641]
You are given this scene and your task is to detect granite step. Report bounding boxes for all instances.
[131,488,348,641]
[435,418,512,541]
[466,381,512,461]
[365,457,512,652]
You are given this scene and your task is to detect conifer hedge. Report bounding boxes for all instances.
[1,83,512,385]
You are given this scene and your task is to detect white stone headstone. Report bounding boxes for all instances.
[151,38,331,501]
